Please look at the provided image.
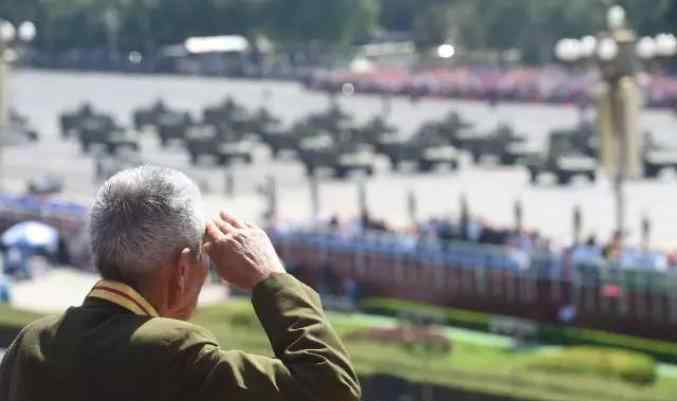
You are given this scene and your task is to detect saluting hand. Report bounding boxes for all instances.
[203,210,285,291]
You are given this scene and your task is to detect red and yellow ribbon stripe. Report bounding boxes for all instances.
[87,280,159,317]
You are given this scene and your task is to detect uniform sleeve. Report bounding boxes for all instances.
[179,273,361,401]
[0,334,19,397]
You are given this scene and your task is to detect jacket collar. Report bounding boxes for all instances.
[86,280,159,317]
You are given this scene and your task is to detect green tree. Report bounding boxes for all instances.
[1,0,676,64]
[262,0,379,46]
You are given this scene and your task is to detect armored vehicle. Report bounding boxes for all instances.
[456,123,529,165]
[642,132,677,178]
[549,121,598,159]
[248,107,282,141]
[132,99,170,130]
[77,115,138,154]
[184,124,254,166]
[59,102,99,138]
[305,104,354,140]
[156,112,194,146]
[203,97,251,133]
[435,111,474,144]
[377,127,460,172]
[296,135,374,178]
[259,119,324,158]
[259,127,303,158]
[349,116,397,151]
[76,115,117,152]
[525,132,597,185]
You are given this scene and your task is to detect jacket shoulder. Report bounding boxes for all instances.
[131,317,218,351]
[15,315,62,342]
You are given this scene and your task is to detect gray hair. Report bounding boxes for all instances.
[90,165,205,279]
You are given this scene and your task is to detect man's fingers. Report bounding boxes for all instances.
[220,210,245,229]
[214,217,235,234]
[205,222,226,242]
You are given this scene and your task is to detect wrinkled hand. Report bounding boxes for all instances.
[203,210,285,291]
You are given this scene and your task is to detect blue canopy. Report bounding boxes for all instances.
[1,221,59,254]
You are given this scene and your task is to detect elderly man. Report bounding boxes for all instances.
[0,166,360,401]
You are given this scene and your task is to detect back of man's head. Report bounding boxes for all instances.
[89,165,205,281]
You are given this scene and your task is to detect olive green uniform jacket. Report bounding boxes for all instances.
[0,273,361,401]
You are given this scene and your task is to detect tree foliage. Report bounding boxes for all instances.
[263,0,379,46]
[1,0,675,64]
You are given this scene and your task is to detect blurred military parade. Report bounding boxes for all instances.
[2,1,677,400]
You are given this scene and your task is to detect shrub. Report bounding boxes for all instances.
[540,326,677,364]
[360,297,677,364]
[524,347,657,385]
[359,298,490,332]
[346,326,453,355]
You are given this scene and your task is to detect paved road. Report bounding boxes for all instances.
[6,69,677,248]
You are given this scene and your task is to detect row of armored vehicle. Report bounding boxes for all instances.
[58,98,559,179]
[59,98,677,184]
[527,120,677,185]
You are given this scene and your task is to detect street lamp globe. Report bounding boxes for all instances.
[555,38,581,62]
[607,5,627,31]
[636,36,657,60]
[580,36,598,58]
[0,20,15,43]
[597,37,619,61]
[437,43,456,59]
[17,21,36,43]
[655,33,677,57]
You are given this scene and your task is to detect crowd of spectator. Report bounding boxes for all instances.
[286,208,674,274]
[307,64,677,110]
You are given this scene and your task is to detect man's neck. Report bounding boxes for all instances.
[115,270,169,318]
[135,277,169,318]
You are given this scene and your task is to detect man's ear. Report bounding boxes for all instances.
[176,248,193,293]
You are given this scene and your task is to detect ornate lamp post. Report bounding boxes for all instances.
[103,7,121,63]
[0,20,36,191]
[554,5,676,237]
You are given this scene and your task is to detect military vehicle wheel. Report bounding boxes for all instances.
[499,154,516,166]
[586,171,596,183]
[60,119,71,139]
[557,172,572,185]
[389,157,401,171]
[218,155,232,166]
[645,164,659,179]
[417,160,434,172]
[334,168,348,179]
[528,169,538,184]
